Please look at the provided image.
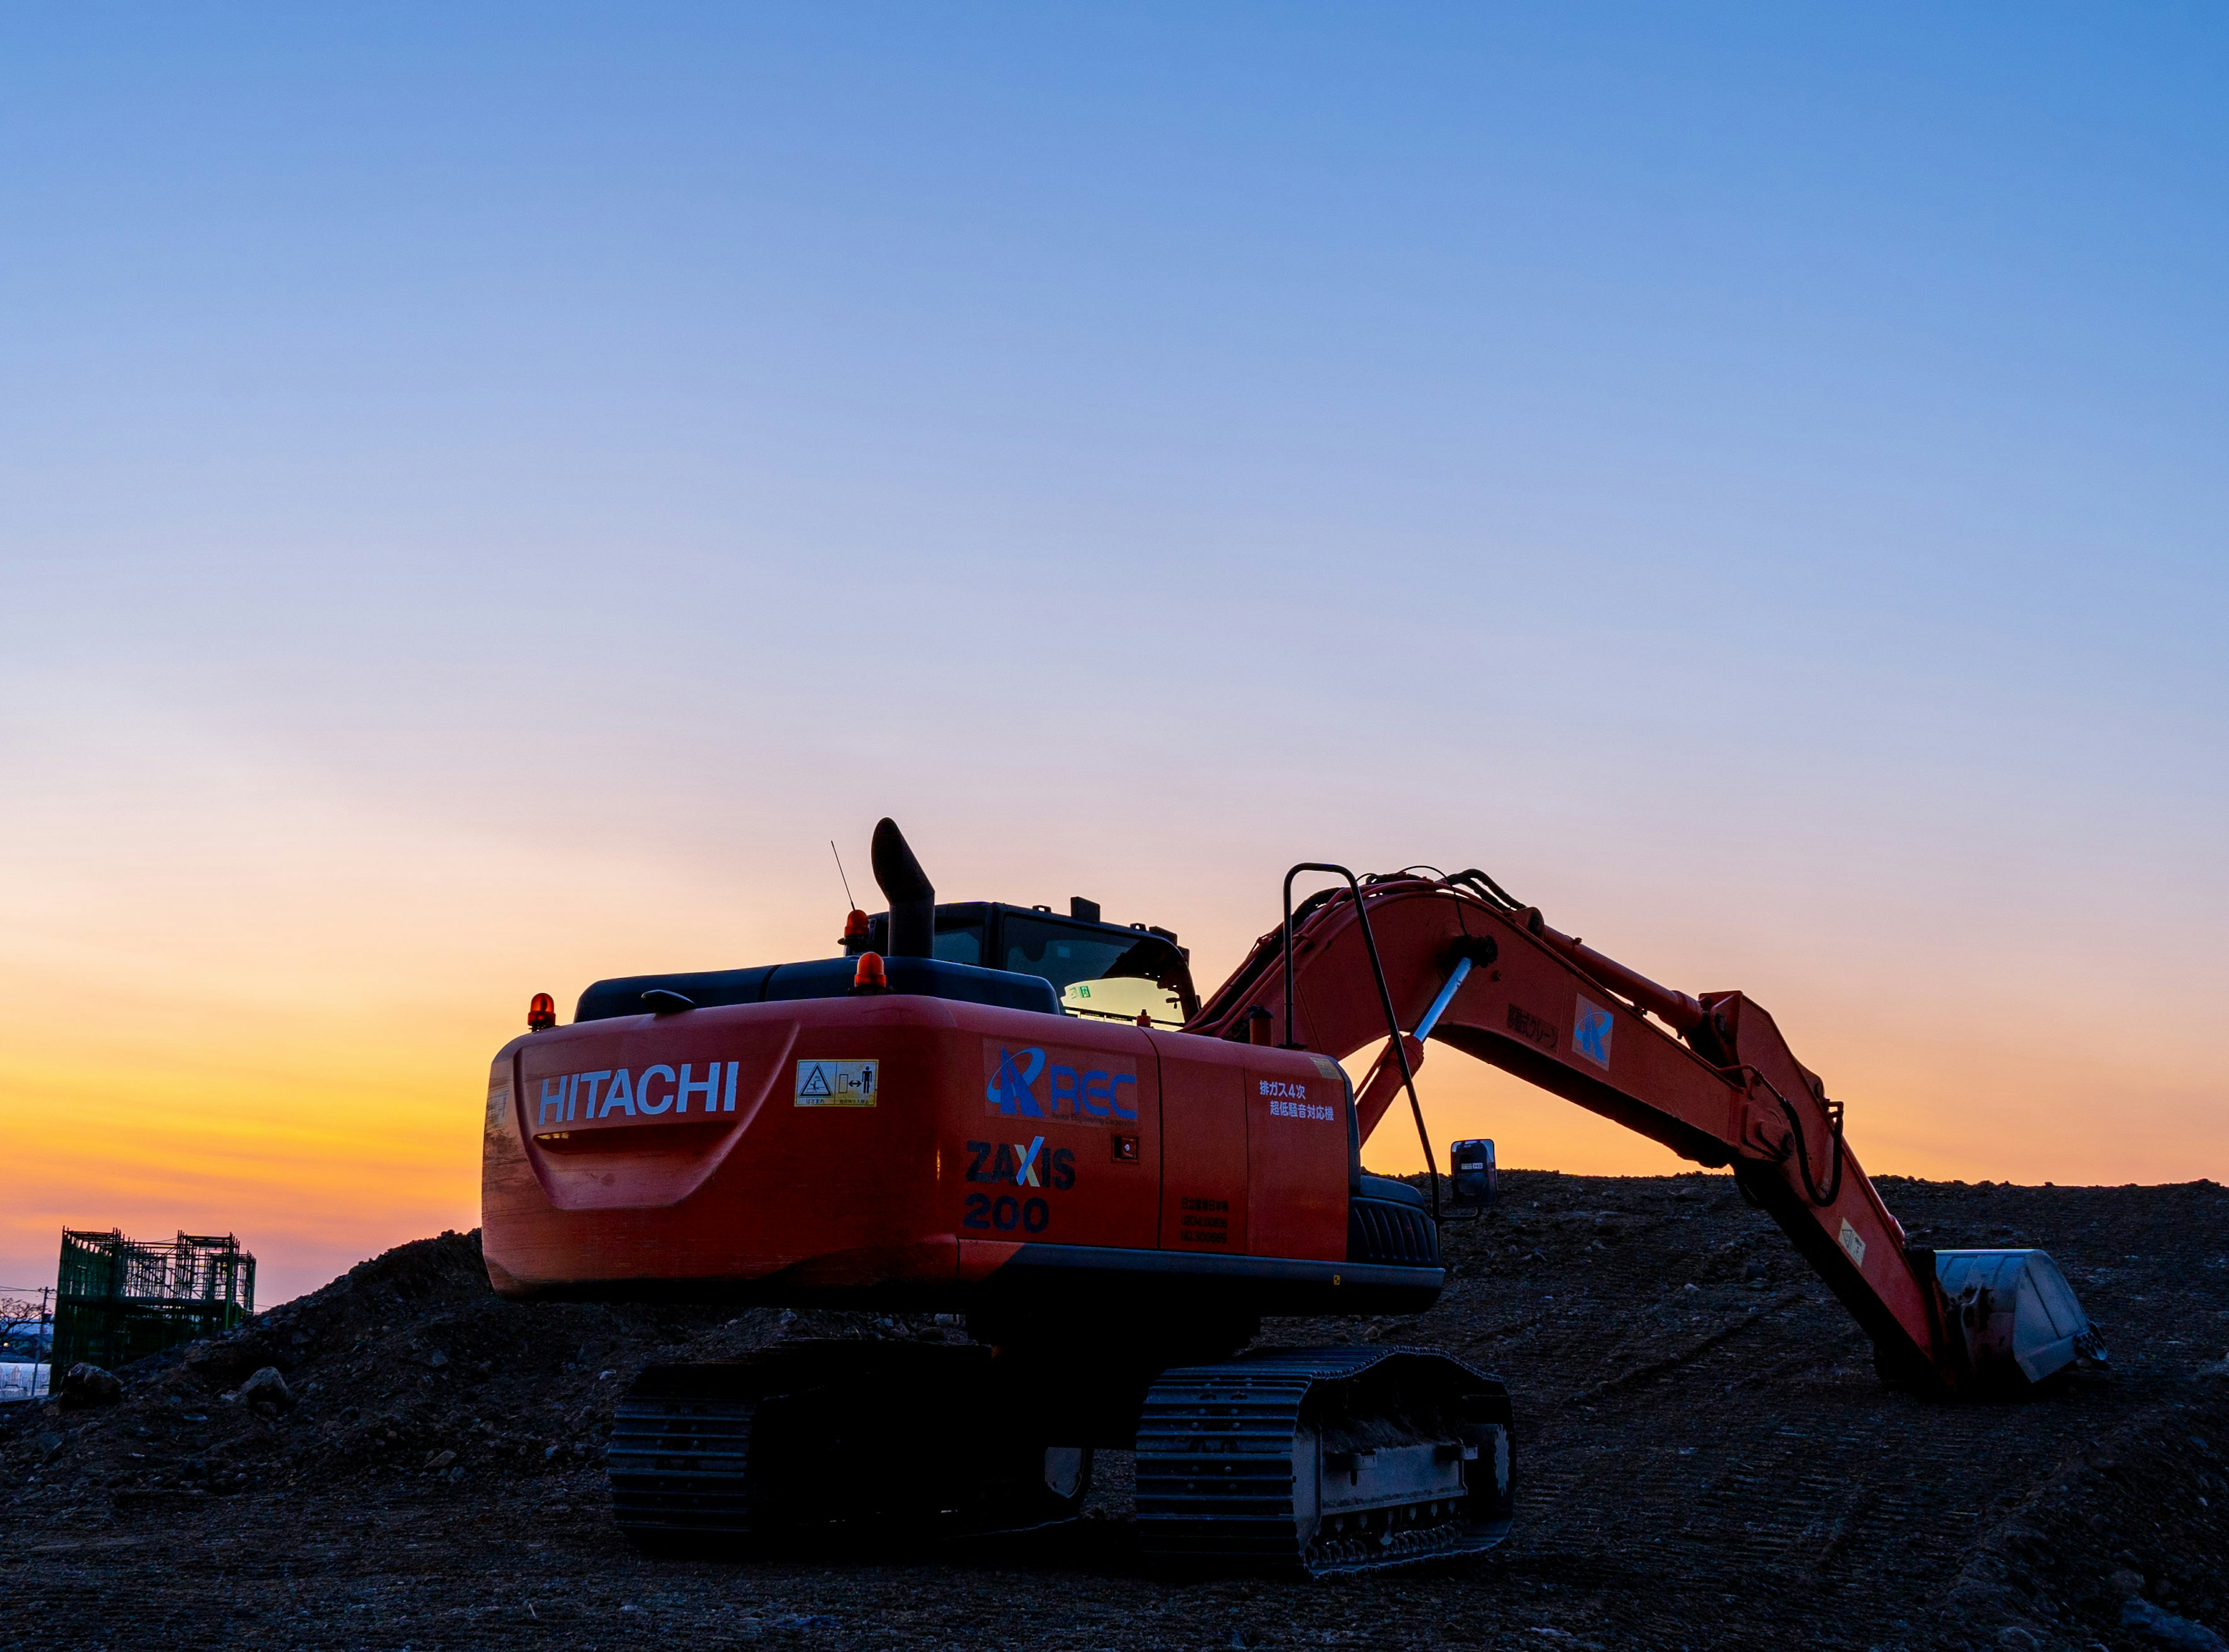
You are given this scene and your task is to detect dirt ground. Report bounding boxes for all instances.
[4,1171,2226,1652]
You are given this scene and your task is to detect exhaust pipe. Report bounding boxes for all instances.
[871,818,936,959]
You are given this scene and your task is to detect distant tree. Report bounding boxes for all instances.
[0,1296,50,1349]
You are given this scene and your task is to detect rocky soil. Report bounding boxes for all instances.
[2,1171,2225,1651]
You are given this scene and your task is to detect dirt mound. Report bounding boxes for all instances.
[0,1228,932,1503]
[2,1174,2225,1651]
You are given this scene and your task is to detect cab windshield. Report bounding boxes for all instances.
[999,914,1191,1028]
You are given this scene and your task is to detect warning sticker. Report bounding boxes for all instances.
[1838,1217,1866,1269]
[795,1059,879,1108]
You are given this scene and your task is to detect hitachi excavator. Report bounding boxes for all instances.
[480,820,2103,1576]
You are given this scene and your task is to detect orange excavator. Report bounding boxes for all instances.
[480,821,2102,1575]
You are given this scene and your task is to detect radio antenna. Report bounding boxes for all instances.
[829,840,858,910]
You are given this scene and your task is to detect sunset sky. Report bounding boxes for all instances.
[3,7,2223,1304]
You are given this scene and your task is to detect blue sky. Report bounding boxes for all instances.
[2,6,2224,1294]
[9,7,2221,735]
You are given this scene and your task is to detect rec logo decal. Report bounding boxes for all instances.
[983,1043,1139,1122]
[1572,997,1614,1069]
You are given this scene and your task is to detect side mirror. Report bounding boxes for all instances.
[1449,1138,1498,1211]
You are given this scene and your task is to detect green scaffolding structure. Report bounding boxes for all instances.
[51,1229,255,1376]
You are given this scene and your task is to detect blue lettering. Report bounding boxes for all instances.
[636,1064,676,1114]
[676,1063,717,1114]
[578,1071,611,1113]
[1049,1065,1081,1115]
[1081,1070,1112,1117]
[538,1077,566,1127]
[601,1068,636,1117]
[1110,1073,1138,1120]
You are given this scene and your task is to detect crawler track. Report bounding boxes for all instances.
[616,1341,1514,1575]
[608,1367,759,1544]
[1135,1346,1513,1577]
[608,1343,1092,1551]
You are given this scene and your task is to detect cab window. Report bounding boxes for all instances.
[931,922,983,966]
[1000,914,1191,1027]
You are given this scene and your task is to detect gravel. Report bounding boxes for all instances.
[1,1170,2224,1650]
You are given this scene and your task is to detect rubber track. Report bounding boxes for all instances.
[1135,1345,1512,1577]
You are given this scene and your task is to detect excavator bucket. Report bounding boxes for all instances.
[1932,1249,2107,1390]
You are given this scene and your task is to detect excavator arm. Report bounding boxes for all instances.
[1188,868,2104,1395]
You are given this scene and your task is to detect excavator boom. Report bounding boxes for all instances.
[1188,869,2103,1394]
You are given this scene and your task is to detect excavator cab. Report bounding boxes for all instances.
[842,899,1200,1027]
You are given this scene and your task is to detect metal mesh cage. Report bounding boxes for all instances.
[51,1229,255,1376]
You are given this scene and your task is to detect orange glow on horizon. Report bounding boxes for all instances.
[4,753,2219,1305]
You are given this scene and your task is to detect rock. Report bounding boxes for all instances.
[237,1368,295,1412]
[181,1340,265,1387]
[2122,1597,2228,1651]
[58,1363,122,1410]
[424,1449,457,1470]
[2112,1570,2149,1597]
